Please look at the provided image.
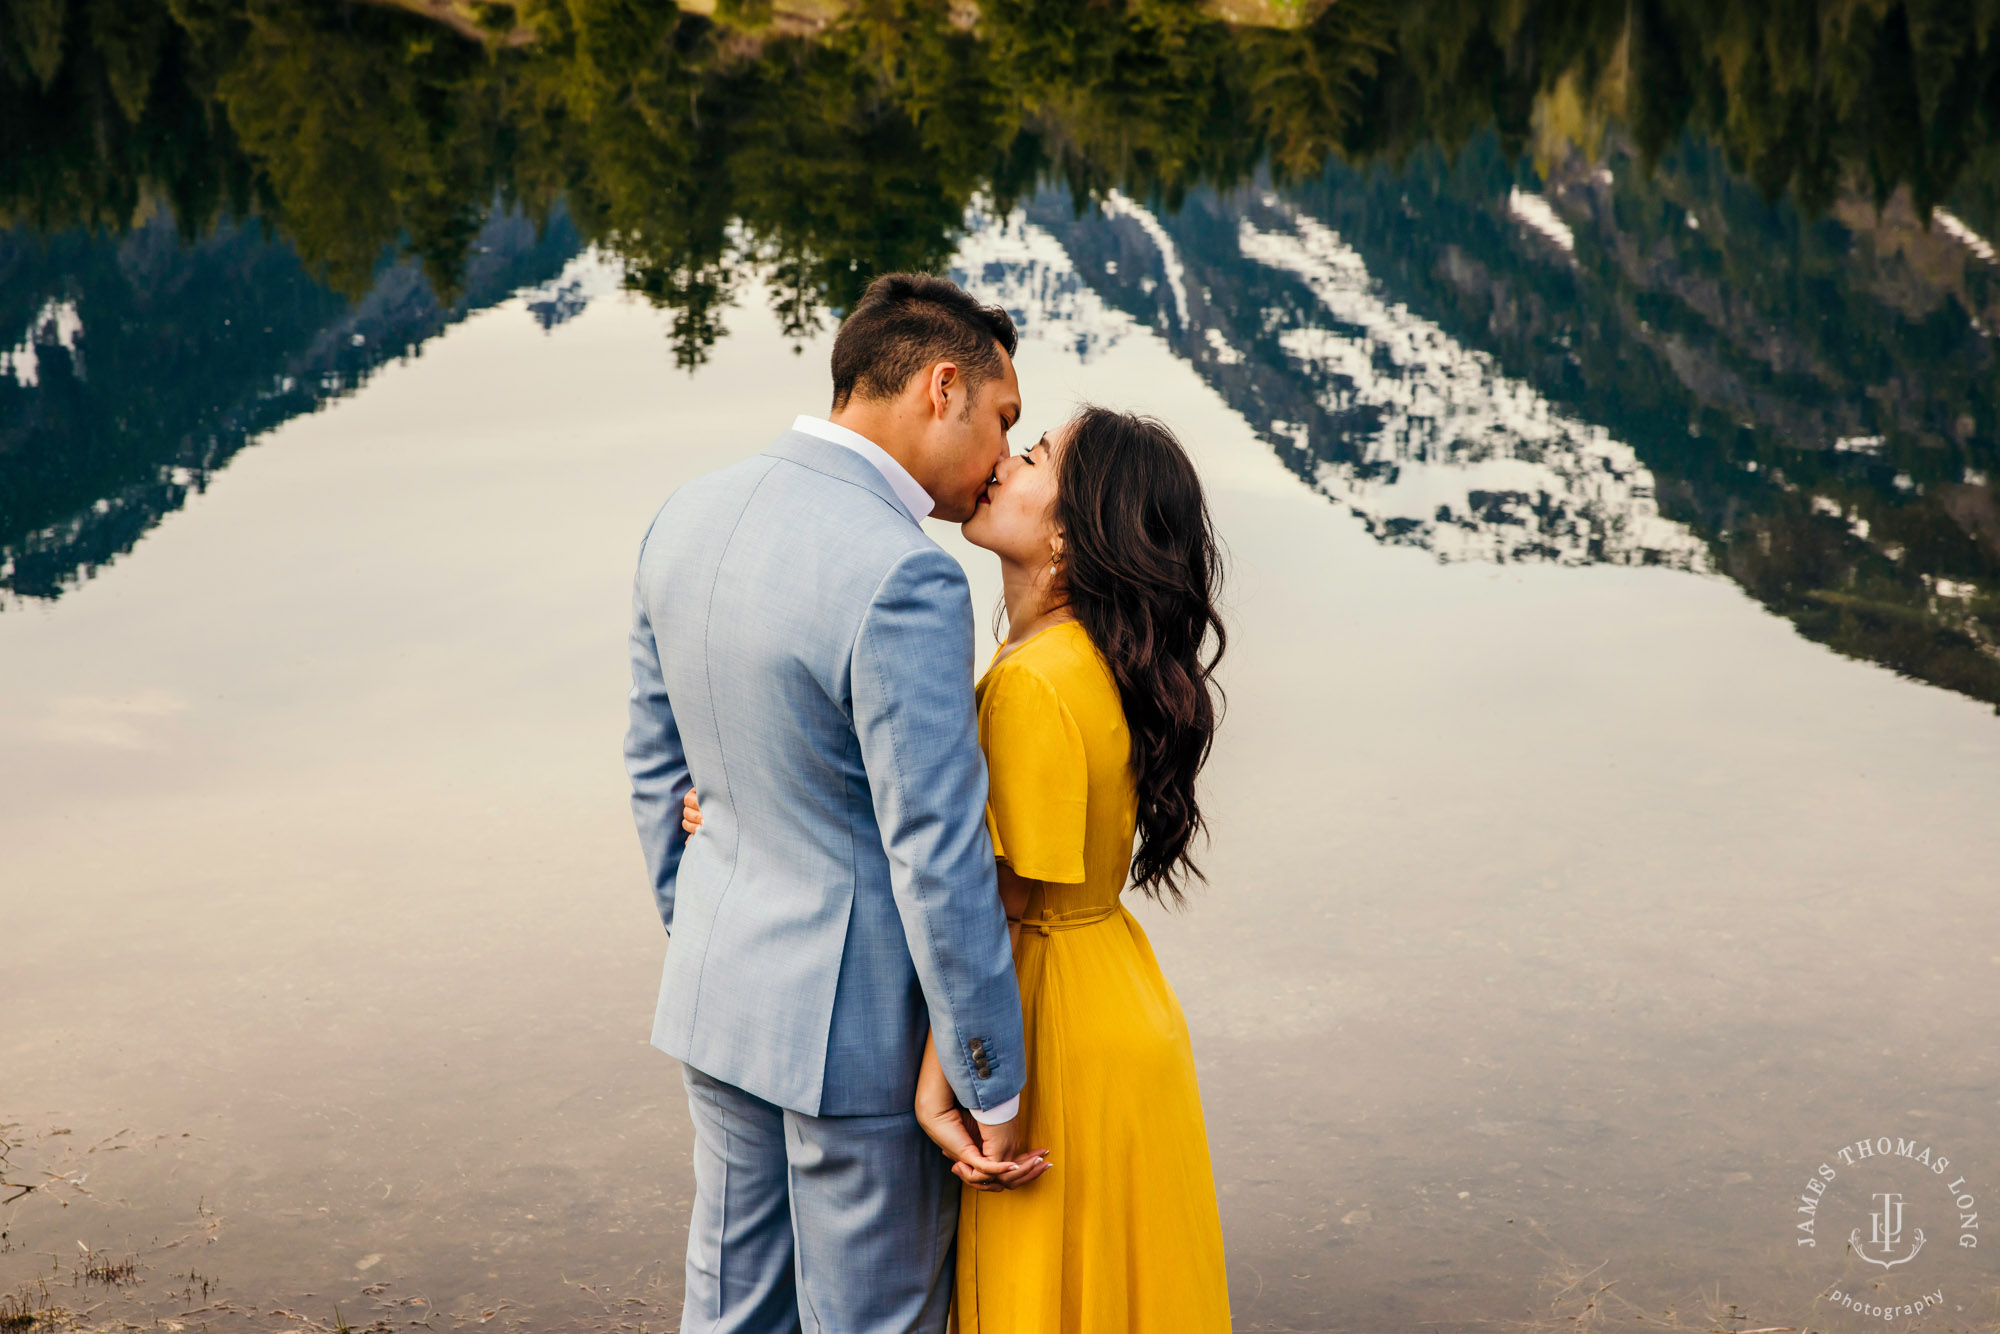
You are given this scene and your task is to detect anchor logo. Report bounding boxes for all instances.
[1850,1191,1925,1269]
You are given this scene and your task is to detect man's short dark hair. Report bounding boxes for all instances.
[829,273,1018,412]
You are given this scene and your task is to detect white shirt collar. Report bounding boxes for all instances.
[791,415,934,523]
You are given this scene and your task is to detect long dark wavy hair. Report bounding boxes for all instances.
[1052,406,1226,905]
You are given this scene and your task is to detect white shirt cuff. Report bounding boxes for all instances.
[967,1093,1021,1126]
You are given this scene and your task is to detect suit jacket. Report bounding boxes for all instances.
[624,429,1026,1117]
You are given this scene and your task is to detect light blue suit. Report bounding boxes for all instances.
[624,428,1025,1332]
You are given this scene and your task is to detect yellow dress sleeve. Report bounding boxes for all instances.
[979,662,1089,884]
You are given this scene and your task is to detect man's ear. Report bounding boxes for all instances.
[927,362,960,421]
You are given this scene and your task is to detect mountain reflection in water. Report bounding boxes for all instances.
[2,0,1998,706]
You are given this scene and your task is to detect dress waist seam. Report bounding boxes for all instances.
[1008,904,1122,936]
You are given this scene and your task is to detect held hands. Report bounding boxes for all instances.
[688,792,1047,1190]
[916,1034,1050,1193]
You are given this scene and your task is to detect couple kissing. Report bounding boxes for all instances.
[625,272,1230,1333]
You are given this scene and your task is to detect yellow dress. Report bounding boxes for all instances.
[954,619,1231,1332]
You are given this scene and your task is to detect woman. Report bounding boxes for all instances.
[686,406,1230,1330]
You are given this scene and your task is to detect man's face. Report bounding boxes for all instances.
[923,348,1021,523]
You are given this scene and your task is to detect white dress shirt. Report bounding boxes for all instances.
[790,414,1021,1129]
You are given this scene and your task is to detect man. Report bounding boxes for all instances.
[624,273,1032,1333]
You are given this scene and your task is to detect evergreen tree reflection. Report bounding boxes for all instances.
[2,0,1995,704]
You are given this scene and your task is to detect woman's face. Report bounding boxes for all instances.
[961,419,1067,565]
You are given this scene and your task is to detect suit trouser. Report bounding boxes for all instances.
[678,1061,959,1334]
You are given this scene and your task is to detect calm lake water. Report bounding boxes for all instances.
[4,3,1999,1332]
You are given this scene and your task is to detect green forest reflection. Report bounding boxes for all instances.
[14,0,2000,361]
[4,0,1999,707]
